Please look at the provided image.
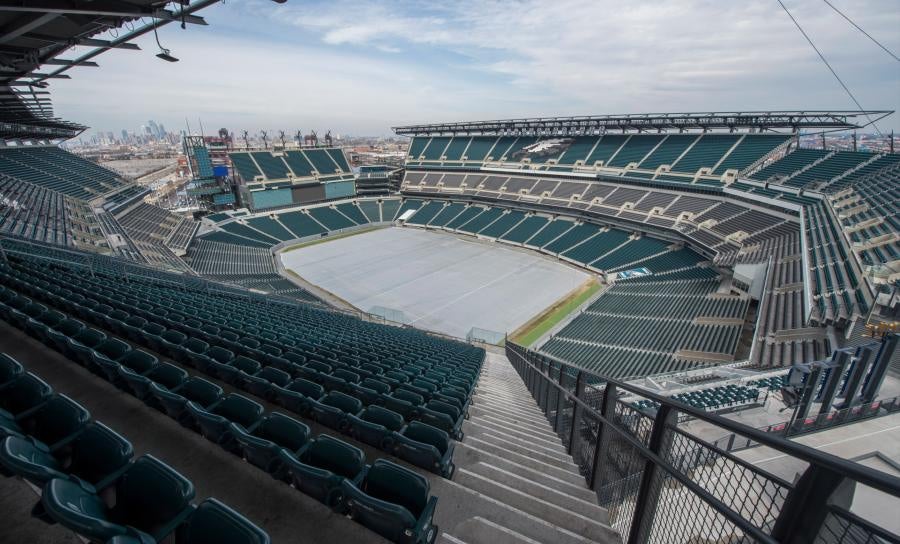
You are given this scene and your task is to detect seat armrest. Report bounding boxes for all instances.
[414,496,438,538]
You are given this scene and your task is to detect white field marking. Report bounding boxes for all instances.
[751,423,900,465]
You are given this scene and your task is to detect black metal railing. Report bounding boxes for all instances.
[505,341,900,544]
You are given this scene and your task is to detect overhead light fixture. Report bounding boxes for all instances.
[155,50,179,62]
[153,25,178,62]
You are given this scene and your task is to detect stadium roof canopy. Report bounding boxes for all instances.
[393,110,894,137]
[0,0,220,141]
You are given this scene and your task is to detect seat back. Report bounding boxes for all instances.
[112,455,195,534]
[0,353,24,384]
[0,373,53,414]
[149,362,189,390]
[323,391,362,414]
[362,378,391,395]
[95,338,131,361]
[362,405,405,432]
[25,395,90,447]
[161,329,187,345]
[183,338,209,354]
[287,378,323,399]
[180,378,223,407]
[73,327,107,348]
[119,350,158,374]
[363,459,429,517]
[206,346,234,365]
[257,367,290,387]
[403,422,449,455]
[393,389,424,406]
[69,422,134,485]
[333,369,360,384]
[214,394,264,428]
[256,412,310,452]
[232,356,261,375]
[303,435,365,479]
[177,498,270,544]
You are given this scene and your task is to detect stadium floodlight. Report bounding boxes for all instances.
[153,24,179,62]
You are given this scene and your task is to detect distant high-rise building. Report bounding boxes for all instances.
[158,123,166,137]
[121,129,128,142]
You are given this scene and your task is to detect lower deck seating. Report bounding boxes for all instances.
[0,240,483,474]
[0,354,271,544]
[0,278,445,542]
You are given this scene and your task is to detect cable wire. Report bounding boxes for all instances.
[823,0,899,62]
[777,0,883,136]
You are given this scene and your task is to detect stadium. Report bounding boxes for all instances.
[0,2,899,544]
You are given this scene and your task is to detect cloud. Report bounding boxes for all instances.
[49,0,900,134]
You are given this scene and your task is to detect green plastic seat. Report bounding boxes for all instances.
[158,329,188,359]
[0,421,132,488]
[119,362,188,402]
[67,327,107,368]
[342,459,437,544]
[273,378,324,416]
[46,318,85,356]
[241,366,291,401]
[311,391,363,431]
[278,435,365,507]
[121,315,148,342]
[174,337,209,366]
[174,498,270,544]
[347,405,405,450]
[392,422,455,478]
[103,349,158,389]
[212,354,259,385]
[231,412,310,476]
[0,394,90,451]
[89,338,131,377]
[40,455,195,543]
[150,377,222,425]
[187,393,264,451]
[0,373,53,422]
[0,353,24,388]
[24,309,65,342]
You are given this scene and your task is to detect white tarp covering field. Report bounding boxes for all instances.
[280,227,589,339]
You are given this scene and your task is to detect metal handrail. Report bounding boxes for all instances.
[505,341,900,543]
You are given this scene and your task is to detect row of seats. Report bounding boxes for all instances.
[0,243,482,472]
[0,353,271,544]
[229,148,351,182]
[0,146,129,200]
[406,133,790,177]
[0,271,464,478]
[0,294,442,543]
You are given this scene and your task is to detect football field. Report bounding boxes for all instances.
[279,227,590,339]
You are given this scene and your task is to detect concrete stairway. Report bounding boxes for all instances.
[434,352,618,544]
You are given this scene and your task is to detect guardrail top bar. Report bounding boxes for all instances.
[392,110,894,136]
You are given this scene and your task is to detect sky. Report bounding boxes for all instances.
[48,0,900,137]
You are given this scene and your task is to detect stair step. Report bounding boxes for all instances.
[454,469,619,544]
[467,432,578,466]
[436,480,609,544]
[462,437,582,479]
[466,462,608,521]
[464,418,567,451]
[472,411,558,437]
[450,517,543,544]
[455,442,588,488]
[472,400,551,424]
[469,406,553,432]
[463,421,571,457]
[473,396,551,418]
[438,534,470,544]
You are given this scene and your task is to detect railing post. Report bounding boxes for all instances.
[771,464,845,542]
[627,405,676,544]
[555,363,567,433]
[590,382,617,489]
[568,371,585,455]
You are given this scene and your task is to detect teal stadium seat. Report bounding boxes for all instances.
[0,373,53,423]
[66,326,108,368]
[278,434,366,507]
[347,405,405,450]
[46,318,85,357]
[88,337,131,378]
[0,353,24,387]
[342,459,438,544]
[241,366,292,401]
[40,455,195,543]
[273,377,325,416]
[392,422,455,478]
[118,361,188,403]
[174,498,270,544]
[0,421,132,488]
[231,412,310,476]
[0,394,90,451]
[310,390,364,431]
[187,393,264,451]
[149,376,223,425]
